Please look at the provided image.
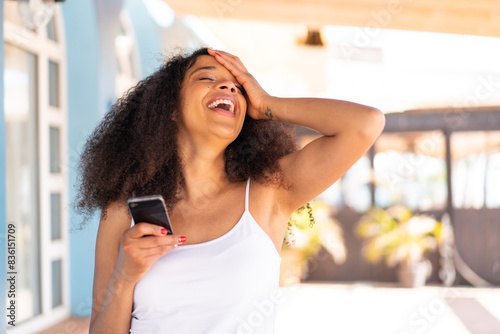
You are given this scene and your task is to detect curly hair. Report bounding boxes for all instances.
[75,48,298,223]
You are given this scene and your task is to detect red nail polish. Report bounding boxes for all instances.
[215,52,222,57]
[161,228,168,235]
[178,236,187,243]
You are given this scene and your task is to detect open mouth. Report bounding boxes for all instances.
[207,99,235,114]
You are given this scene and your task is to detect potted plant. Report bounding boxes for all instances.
[280,201,346,286]
[355,205,443,287]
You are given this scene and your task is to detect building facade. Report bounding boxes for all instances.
[1,0,207,332]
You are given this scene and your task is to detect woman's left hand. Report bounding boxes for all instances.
[208,48,275,120]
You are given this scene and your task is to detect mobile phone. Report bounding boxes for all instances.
[127,195,174,234]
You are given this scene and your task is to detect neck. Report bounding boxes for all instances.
[178,133,231,204]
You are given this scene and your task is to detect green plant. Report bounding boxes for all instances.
[355,206,443,267]
[284,202,346,269]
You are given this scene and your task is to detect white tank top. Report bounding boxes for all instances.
[130,179,281,334]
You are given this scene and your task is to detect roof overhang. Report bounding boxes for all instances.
[164,0,500,37]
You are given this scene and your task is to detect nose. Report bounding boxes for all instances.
[216,80,237,94]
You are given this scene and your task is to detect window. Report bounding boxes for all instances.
[48,60,60,107]
[4,42,42,324]
[49,126,61,173]
[4,3,69,332]
[50,193,62,240]
[51,260,63,308]
[374,131,447,211]
[451,131,500,209]
[46,17,57,42]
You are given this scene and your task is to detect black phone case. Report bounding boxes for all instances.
[127,195,174,234]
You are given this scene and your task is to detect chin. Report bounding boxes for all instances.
[211,122,243,141]
[218,132,240,143]
[209,128,239,145]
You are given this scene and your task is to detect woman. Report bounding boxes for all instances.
[80,47,385,333]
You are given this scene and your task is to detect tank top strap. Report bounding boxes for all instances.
[245,178,250,212]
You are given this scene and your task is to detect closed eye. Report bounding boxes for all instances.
[199,76,245,94]
[236,85,246,95]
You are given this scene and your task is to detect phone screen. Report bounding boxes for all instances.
[128,195,174,234]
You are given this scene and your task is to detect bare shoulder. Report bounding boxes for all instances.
[100,200,131,228]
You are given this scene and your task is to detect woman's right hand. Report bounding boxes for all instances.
[113,223,186,286]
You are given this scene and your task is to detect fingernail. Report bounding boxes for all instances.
[215,52,222,57]
[161,228,168,235]
[178,236,187,243]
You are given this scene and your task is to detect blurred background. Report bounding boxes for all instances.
[1,0,499,333]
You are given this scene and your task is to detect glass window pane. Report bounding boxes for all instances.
[50,126,61,173]
[374,131,447,211]
[49,60,59,107]
[4,43,42,322]
[51,260,63,308]
[51,193,62,240]
[46,16,57,41]
[451,131,500,209]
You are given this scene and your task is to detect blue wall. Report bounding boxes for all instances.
[63,0,101,316]
[64,0,164,317]
[1,1,6,332]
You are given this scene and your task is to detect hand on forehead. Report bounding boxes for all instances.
[187,55,239,83]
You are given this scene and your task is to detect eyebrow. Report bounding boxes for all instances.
[189,66,216,77]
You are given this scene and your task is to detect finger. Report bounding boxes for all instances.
[130,234,187,249]
[127,222,170,239]
[140,244,177,258]
[208,49,248,74]
[207,48,234,59]
[208,48,240,63]
[219,55,247,75]
[212,56,251,87]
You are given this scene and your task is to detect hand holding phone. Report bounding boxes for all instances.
[127,195,174,235]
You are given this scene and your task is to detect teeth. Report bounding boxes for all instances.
[207,99,234,114]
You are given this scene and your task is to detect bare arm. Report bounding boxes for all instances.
[208,48,385,214]
[265,97,384,212]
[90,201,183,333]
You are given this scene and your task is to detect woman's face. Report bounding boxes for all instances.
[178,55,247,146]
